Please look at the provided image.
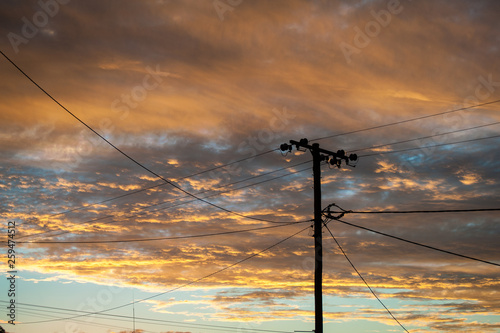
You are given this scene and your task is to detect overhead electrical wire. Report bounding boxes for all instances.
[18,162,313,242]
[4,305,139,332]
[111,161,312,218]
[350,121,500,153]
[3,34,499,333]
[3,301,290,333]
[329,218,500,267]
[28,123,499,241]
[8,66,494,236]
[109,163,312,223]
[27,191,499,245]
[4,45,498,221]
[4,47,498,298]
[324,203,500,215]
[0,50,295,226]
[18,221,309,244]
[323,221,410,333]
[23,127,498,241]
[46,148,279,219]
[358,133,500,158]
[9,48,495,228]
[19,161,313,241]
[16,128,500,237]
[311,99,500,142]
[22,160,311,241]
[22,125,498,241]
[344,208,500,214]
[19,225,309,325]
[33,103,498,232]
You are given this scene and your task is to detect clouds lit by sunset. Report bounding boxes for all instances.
[1,0,499,332]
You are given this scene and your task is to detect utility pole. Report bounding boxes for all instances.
[312,142,323,333]
[280,138,357,333]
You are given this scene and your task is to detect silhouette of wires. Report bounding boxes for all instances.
[325,218,500,267]
[0,50,298,225]
[311,99,500,142]
[9,46,496,231]
[20,128,499,242]
[1,301,291,333]
[35,110,497,229]
[18,161,311,239]
[18,224,310,325]
[323,221,410,332]
[44,148,280,220]
[350,121,500,153]
[18,161,313,242]
[324,203,500,215]
[18,221,309,244]
[323,204,500,266]
[358,133,500,158]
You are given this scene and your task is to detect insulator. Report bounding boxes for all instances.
[349,153,358,161]
[280,143,290,152]
[336,149,345,158]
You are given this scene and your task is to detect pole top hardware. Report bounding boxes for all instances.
[280,138,358,168]
[323,203,353,220]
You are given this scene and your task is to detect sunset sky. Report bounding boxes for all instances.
[1,0,500,332]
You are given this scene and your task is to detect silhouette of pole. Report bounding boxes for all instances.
[280,139,358,333]
[312,143,323,333]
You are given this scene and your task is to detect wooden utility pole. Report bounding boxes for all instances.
[312,143,323,333]
[280,139,357,333]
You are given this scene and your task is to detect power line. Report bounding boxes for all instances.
[2,304,139,332]
[20,160,312,240]
[311,99,500,142]
[324,203,500,215]
[134,161,312,220]
[44,120,495,241]
[36,102,499,231]
[120,163,312,223]
[19,225,309,325]
[12,60,496,233]
[323,221,409,333]
[106,103,498,221]
[45,148,279,220]
[350,121,500,153]
[26,126,497,241]
[328,218,500,267]
[352,208,500,214]
[358,133,500,158]
[19,161,313,242]
[0,50,290,226]
[16,84,498,228]
[18,221,309,244]
[4,45,499,228]
[2,301,290,333]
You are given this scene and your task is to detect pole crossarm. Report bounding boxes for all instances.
[281,138,358,168]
